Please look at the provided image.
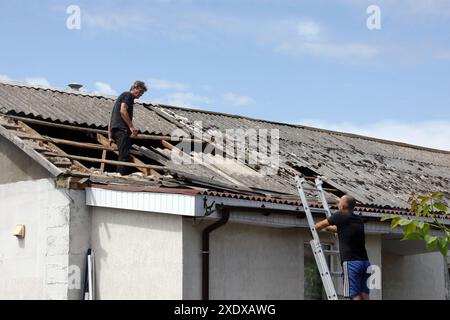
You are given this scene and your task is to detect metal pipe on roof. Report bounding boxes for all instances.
[68,83,83,91]
[202,204,230,300]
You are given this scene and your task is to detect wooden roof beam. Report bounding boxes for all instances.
[5,115,202,143]
[95,133,161,179]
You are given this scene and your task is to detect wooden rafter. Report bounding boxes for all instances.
[17,133,144,159]
[14,119,89,172]
[95,133,161,179]
[18,134,117,151]
[0,120,63,177]
[5,115,202,143]
[41,152,165,171]
[100,150,107,172]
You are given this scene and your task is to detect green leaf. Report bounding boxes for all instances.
[390,217,402,229]
[420,223,430,237]
[415,210,420,218]
[403,221,417,234]
[437,237,449,256]
[424,235,438,251]
[419,197,430,206]
[398,219,413,226]
[431,192,444,199]
[423,205,430,217]
[416,221,425,230]
[401,232,423,241]
[433,202,448,213]
[380,215,394,222]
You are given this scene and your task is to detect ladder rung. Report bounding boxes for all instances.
[323,249,340,255]
[331,272,342,277]
[301,186,340,193]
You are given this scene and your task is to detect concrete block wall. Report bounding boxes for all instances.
[90,207,184,299]
[0,178,73,299]
[382,251,447,300]
[182,217,306,300]
[366,234,382,300]
[0,135,49,185]
[68,190,91,300]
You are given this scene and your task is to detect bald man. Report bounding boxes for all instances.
[314,195,371,300]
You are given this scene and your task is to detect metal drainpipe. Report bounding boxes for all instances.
[202,205,230,300]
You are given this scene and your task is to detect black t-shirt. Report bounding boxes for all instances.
[327,212,368,262]
[110,92,135,131]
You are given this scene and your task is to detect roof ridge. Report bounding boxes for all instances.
[1,79,449,155]
[157,104,450,155]
[0,79,119,100]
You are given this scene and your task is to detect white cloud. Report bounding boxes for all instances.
[272,18,379,60]
[148,78,189,91]
[277,41,380,59]
[0,74,12,81]
[81,7,379,61]
[25,77,51,87]
[434,51,450,60]
[222,93,255,107]
[94,82,118,96]
[84,11,149,32]
[157,92,214,108]
[297,21,321,41]
[297,119,450,151]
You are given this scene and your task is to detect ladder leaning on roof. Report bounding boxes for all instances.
[294,175,341,300]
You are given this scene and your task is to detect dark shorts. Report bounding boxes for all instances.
[342,260,371,298]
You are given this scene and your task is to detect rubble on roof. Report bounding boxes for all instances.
[157,105,450,209]
[0,80,449,218]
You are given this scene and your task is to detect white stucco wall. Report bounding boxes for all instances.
[182,217,305,300]
[382,251,447,300]
[366,234,382,300]
[90,207,184,299]
[0,178,73,299]
[0,135,49,184]
[67,190,91,300]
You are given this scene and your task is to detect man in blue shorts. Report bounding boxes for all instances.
[314,195,371,300]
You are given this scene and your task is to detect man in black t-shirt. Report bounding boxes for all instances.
[314,195,371,300]
[108,80,147,175]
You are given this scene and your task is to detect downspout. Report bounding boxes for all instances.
[202,204,230,300]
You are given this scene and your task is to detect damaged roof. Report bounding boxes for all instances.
[157,105,450,209]
[0,79,449,217]
[0,81,179,135]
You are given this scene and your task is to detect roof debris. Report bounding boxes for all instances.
[0,80,449,219]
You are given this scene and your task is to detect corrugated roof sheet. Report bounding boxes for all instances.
[1,80,448,213]
[159,105,450,209]
[0,81,180,135]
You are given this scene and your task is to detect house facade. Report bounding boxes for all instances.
[0,80,449,300]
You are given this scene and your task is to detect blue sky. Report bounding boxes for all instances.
[0,0,449,150]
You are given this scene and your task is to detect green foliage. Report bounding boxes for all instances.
[380,192,449,257]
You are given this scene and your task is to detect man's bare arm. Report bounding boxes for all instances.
[325,225,337,233]
[314,219,337,233]
[119,103,137,136]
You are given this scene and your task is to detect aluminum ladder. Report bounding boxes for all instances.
[295,175,340,300]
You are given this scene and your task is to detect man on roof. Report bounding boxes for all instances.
[108,80,147,175]
[314,195,371,300]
